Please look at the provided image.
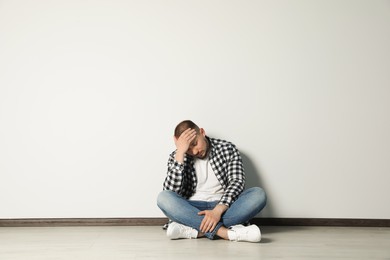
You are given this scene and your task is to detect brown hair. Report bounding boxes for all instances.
[174,120,200,138]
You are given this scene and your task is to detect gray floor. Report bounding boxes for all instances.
[0,226,389,260]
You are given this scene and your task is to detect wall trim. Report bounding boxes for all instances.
[251,218,390,227]
[0,218,389,227]
[0,218,168,227]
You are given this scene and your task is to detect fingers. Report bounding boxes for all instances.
[198,211,218,233]
[198,211,207,232]
[200,219,217,233]
[180,128,197,143]
[174,128,197,153]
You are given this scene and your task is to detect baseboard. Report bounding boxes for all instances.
[0,218,389,227]
[0,218,168,227]
[251,218,390,227]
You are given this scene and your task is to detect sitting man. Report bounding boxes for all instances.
[157,120,267,242]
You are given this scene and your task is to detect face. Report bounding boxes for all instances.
[187,128,209,159]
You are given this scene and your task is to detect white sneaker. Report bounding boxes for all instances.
[166,222,198,240]
[228,224,261,242]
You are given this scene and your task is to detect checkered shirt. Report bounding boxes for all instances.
[163,136,245,207]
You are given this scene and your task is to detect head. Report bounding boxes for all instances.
[174,120,209,159]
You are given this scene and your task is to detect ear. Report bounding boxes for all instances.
[199,128,206,137]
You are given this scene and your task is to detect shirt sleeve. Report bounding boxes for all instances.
[163,152,185,193]
[218,145,245,207]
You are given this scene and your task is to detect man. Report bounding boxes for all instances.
[157,120,267,242]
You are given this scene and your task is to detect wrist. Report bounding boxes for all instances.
[214,204,228,215]
[176,149,186,156]
[175,150,186,163]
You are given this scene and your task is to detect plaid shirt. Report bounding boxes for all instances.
[163,136,245,207]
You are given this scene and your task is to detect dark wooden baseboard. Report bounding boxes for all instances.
[0,218,389,227]
[251,218,390,227]
[0,218,168,227]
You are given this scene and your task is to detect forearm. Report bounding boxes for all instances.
[220,150,245,206]
[174,150,186,164]
[163,155,185,192]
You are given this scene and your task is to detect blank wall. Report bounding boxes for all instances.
[1,0,389,219]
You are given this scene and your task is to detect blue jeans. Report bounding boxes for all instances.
[157,187,267,240]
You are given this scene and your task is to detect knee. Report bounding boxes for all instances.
[248,187,267,208]
[156,190,175,210]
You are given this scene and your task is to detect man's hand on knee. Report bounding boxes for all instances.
[198,204,228,233]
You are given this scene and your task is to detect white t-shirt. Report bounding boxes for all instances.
[189,155,224,202]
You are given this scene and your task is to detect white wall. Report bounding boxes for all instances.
[1,0,389,219]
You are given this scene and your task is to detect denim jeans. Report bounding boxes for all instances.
[157,187,267,240]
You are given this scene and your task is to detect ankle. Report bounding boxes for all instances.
[216,226,229,240]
